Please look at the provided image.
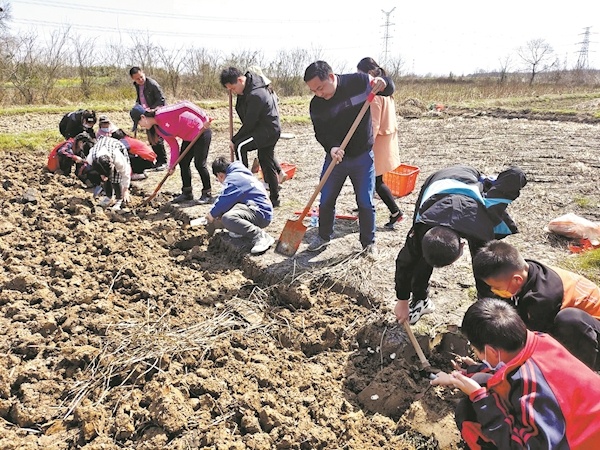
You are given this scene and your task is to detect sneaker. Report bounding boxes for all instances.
[111,200,123,211]
[228,231,243,238]
[362,243,378,259]
[384,211,404,230]
[251,230,275,254]
[408,297,436,324]
[150,163,168,172]
[306,235,330,252]
[171,192,193,203]
[131,172,148,181]
[196,193,214,205]
[98,197,114,207]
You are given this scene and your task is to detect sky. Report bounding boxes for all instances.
[6,0,600,75]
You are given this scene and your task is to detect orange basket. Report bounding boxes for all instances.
[257,162,296,182]
[382,164,420,197]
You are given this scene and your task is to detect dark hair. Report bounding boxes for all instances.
[111,129,128,140]
[357,57,386,77]
[303,61,332,83]
[473,240,528,281]
[129,66,142,76]
[212,156,230,176]
[92,154,113,178]
[220,67,243,87]
[74,132,95,156]
[82,109,97,125]
[421,226,462,267]
[462,298,527,352]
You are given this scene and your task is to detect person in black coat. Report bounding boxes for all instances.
[220,67,283,207]
[129,66,168,169]
[393,164,527,325]
[59,109,97,139]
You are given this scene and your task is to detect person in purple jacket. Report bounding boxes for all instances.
[130,101,213,204]
[205,156,275,255]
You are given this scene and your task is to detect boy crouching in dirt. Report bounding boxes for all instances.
[205,156,275,255]
[431,298,600,449]
[86,136,131,211]
[473,239,600,370]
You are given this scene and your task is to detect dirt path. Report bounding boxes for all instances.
[1,107,599,449]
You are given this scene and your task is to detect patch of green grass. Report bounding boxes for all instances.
[0,130,62,152]
[561,249,600,285]
[0,100,132,116]
[574,197,596,208]
[282,115,311,124]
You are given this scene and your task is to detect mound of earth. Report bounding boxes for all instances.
[1,105,599,449]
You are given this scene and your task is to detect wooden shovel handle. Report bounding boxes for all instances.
[228,91,234,162]
[403,321,432,369]
[142,129,204,205]
[297,84,381,222]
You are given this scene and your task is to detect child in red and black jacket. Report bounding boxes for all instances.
[473,239,600,370]
[432,298,600,450]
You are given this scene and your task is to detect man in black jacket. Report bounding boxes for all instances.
[129,66,168,169]
[220,67,283,207]
[393,165,527,324]
[303,60,394,256]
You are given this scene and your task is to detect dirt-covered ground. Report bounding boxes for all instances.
[1,101,600,449]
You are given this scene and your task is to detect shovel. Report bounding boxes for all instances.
[228,91,235,162]
[402,321,440,376]
[142,130,204,205]
[275,84,381,256]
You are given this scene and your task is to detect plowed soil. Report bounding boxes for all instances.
[1,102,599,449]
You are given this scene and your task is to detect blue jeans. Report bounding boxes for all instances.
[318,150,375,248]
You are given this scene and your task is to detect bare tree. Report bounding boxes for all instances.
[517,38,554,85]
[0,1,11,32]
[386,55,406,80]
[72,34,97,99]
[498,55,511,84]
[183,47,222,98]
[268,48,312,96]
[128,32,157,72]
[156,44,185,98]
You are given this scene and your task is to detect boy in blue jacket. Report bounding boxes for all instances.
[206,156,274,255]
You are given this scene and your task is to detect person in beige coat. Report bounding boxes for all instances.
[357,57,404,229]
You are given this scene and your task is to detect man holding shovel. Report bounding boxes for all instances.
[219,67,283,207]
[303,60,395,255]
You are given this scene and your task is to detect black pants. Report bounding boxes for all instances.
[130,154,153,174]
[180,129,212,193]
[235,137,281,203]
[375,175,400,215]
[553,307,600,370]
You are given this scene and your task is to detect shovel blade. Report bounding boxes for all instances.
[275,218,308,256]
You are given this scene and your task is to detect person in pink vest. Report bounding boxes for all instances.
[130,101,213,204]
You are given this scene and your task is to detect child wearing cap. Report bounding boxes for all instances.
[96,115,118,138]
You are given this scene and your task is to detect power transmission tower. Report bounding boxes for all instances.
[381,8,395,64]
[576,26,591,70]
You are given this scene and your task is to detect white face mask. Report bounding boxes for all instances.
[100,127,109,133]
[483,347,506,371]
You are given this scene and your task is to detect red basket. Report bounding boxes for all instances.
[382,164,420,197]
[257,162,296,181]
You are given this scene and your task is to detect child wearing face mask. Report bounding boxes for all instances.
[96,115,119,138]
[472,239,600,370]
[432,298,600,449]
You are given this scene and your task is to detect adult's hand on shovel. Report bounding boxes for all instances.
[370,76,387,94]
